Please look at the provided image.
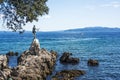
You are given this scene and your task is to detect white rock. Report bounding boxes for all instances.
[29,38,40,55]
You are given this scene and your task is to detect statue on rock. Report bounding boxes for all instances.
[32,25,36,39]
[29,25,40,55]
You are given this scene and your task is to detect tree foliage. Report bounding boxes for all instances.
[0,0,49,31]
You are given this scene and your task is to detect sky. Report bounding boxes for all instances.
[0,0,120,31]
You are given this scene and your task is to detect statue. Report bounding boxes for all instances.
[32,25,36,39]
[30,25,40,55]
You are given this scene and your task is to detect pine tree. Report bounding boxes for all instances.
[0,0,49,31]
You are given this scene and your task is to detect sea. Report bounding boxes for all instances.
[0,31,120,80]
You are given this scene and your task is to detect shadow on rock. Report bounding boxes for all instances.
[6,51,19,56]
[52,70,85,80]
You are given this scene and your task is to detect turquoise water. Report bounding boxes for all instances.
[0,31,120,80]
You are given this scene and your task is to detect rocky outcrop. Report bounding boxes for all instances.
[60,52,79,64]
[0,55,8,69]
[87,59,99,66]
[0,38,57,80]
[10,38,57,80]
[0,68,12,80]
[52,70,85,80]
[0,55,11,80]
[29,38,40,55]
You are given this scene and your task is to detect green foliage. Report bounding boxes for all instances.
[0,0,3,3]
[0,0,49,31]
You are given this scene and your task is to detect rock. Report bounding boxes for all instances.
[15,52,19,56]
[0,55,11,80]
[60,52,79,64]
[52,70,85,80]
[29,38,40,55]
[87,59,99,66]
[50,50,57,57]
[14,48,57,80]
[2,68,12,79]
[11,38,57,80]
[0,55,8,69]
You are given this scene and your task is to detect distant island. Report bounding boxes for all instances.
[0,27,120,32]
[64,27,120,32]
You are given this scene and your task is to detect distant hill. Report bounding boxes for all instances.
[64,27,120,32]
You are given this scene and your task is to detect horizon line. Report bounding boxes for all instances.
[0,26,120,32]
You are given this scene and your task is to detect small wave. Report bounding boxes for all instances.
[66,38,99,42]
[41,38,100,44]
[80,38,99,41]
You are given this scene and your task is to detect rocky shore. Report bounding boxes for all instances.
[0,38,99,80]
[0,55,11,80]
[0,38,57,80]
[12,48,57,80]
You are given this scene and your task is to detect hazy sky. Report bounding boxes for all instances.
[1,0,120,31]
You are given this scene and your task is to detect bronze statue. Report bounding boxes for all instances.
[32,25,36,39]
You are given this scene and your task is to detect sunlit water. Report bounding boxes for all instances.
[0,31,120,80]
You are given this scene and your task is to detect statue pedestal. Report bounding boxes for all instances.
[29,38,40,55]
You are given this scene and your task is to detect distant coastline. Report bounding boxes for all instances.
[0,27,120,32]
[64,27,120,32]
